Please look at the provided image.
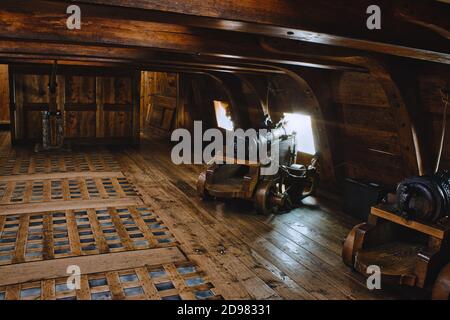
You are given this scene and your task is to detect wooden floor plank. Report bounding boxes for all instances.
[0,171,124,183]
[0,247,186,287]
[0,131,412,300]
[116,152,284,300]
[112,133,411,300]
[164,178,382,299]
[0,197,143,215]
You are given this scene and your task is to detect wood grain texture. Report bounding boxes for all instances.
[0,247,186,286]
[0,65,9,124]
[110,132,413,300]
[10,66,139,144]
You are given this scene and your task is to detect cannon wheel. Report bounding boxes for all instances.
[342,223,365,268]
[432,262,450,300]
[197,172,213,200]
[255,179,278,215]
[300,171,319,200]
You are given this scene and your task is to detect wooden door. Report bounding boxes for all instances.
[10,65,140,145]
[20,74,50,140]
[146,72,178,136]
[101,76,133,138]
[0,65,9,126]
[64,75,97,138]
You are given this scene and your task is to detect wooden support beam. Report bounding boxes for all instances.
[0,41,288,74]
[208,73,253,129]
[363,60,422,177]
[255,38,428,177]
[236,75,270,116]
[293,68,345,185]
[0,247,186,286]
[69,0,450,63]
[0,1,379,71]
[383,61,435,175]
[276,67,337,184]
[186,74,217,129]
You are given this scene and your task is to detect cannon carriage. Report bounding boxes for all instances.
[343,171,450,299]
[197,120,319,214]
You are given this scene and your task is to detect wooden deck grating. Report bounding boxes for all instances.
[0,149,222,300]
[0,262,222,300]
[0,174,139,205]
[0,150,121,176]
[0,206,177,265]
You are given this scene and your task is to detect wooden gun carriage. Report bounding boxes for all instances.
[343,202,450,299]
[197,124,319,214]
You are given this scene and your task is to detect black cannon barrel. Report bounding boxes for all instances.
[396,171,450,222]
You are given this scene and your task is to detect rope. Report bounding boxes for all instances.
[435,88,449,173]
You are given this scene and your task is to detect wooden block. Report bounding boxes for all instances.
[371,206,447,239]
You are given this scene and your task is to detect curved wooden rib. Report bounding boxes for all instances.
[206,73,253,129]
[236,75,270,117]
[398,12,450,40]
[432,263,450,300]
[342,223,365,268]
[261,39,425,177]
[272,67,337,184]
[363,60,426,176]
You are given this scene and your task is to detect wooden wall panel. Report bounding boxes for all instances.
[143,73,230,135]
[341,104,397,132]
[65,111,96,138]
[104,111,132,137]
[10,66,139,144]
[103,77,132,105]
[65,76,96,105]
[65,75,97,138]
[102,77,133,138]
[339,125,400,155]
[0,65,9,124]
[21,74,50,140]
[332,72,404,187]
[23,74,49,104]
[333,73,390,108]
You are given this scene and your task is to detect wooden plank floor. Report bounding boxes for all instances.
[106,132,424,300]
[0,131,421,299]
[0,132,222,300]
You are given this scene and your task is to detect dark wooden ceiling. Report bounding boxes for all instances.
[0,0,448,73]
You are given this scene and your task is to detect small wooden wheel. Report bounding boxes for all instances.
[342,223,365,268]
[197,172,213,200]
[432,263,450,300]
[255,179,278,215]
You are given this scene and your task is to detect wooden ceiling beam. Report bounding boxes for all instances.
[0,41,286,74]
[0,54,284,76]
[0,1,373,71]
[67,0,450,63]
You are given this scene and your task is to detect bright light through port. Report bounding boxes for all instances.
[214,101,234,131]
[283,113,316,155]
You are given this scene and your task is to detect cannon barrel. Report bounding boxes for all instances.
[396,171,450,222]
